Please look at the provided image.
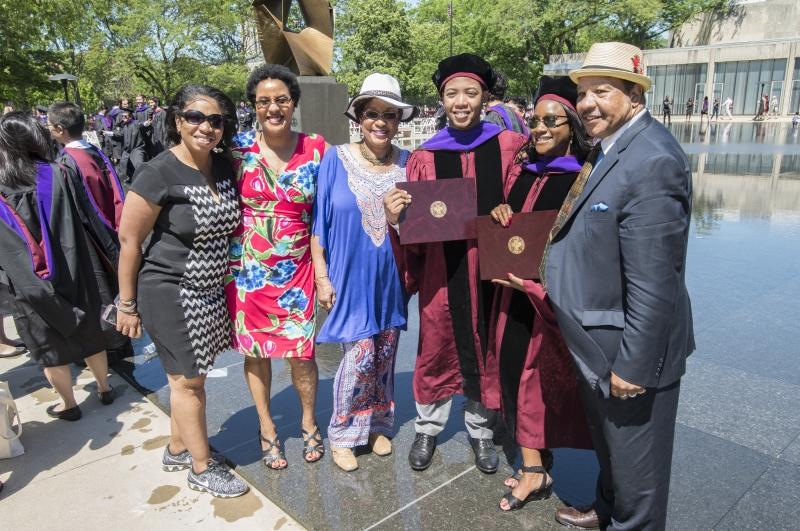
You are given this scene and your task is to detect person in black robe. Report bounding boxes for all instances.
[0,112,116,420]
[109,98,130,166]
[94,104,114,156]
[49,102,130,363]
[133,94,152,123]
[236,101,254,132]
[144,97,168,156]
[133,94,156,158]
[106,108,146,184]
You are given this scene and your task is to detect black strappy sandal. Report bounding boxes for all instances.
[258,429,287,470]
[505,449,553,488]
[500,464,553,511]
[302,426,325,463]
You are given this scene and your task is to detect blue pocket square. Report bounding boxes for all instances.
[590,202,609,212]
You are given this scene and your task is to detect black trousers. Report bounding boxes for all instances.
[578,375,681,530]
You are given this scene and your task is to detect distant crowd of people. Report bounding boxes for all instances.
[1,97,259,189]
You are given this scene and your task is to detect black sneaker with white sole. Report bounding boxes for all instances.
[187,462,249,498]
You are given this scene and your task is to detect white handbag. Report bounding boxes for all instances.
[0,381,24,459]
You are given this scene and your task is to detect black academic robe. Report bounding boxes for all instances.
[57,149,122,266]
[0,162,119,366]
[147,108,168,156]
[94,114,113,156]
[112,121,146,181]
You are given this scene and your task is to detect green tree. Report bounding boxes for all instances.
[334,0,418,98]
[407,0,728,98]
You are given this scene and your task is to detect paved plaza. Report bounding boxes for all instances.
[2,121,800,529]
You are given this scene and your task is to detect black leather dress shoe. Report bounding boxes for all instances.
[469,437,499,474]
[46,404,82,421]
[408,433,436,471]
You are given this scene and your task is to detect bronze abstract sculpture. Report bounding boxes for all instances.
[253,0,334,76]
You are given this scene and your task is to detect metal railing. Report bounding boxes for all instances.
[349,117,437,147]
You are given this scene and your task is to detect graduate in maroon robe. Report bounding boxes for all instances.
[385,54,527,474]
[488,77,593,511]
[48,102,128,363]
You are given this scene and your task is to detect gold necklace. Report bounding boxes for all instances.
[359,141,393,166]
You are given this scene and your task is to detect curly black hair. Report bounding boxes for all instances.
[246,64,301,106]
[165,85,238,153]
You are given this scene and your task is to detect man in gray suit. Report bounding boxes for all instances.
[542,42,694,530]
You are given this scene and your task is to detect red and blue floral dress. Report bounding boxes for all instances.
[225,132,326,359]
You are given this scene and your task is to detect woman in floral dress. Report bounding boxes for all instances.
[225,64,327,469]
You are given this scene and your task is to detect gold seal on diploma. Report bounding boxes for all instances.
[508,235,525,255]
[430,200,447,218]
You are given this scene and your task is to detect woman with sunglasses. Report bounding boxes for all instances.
[489,76,593,511]
[310,73,415,471]
[224,64,327,470]
[116,85,247,498]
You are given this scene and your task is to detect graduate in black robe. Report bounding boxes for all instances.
[141,97,167,157]
[107,108,146,183]
[0,112,116,419]
[50,102,129,363]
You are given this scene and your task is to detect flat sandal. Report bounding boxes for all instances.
[258,429,287,470]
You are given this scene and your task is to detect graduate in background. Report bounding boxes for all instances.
[107,108,146,184]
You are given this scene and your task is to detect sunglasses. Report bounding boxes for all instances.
[530,115,569,128]
[361,110,400,122]
[255,97,292,109]
[178,110,225,129]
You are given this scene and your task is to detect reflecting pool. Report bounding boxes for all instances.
[114,121,800,531]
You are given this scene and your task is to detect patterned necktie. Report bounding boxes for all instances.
[539,144,603,288]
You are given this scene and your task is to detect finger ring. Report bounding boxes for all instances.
[620,394,630,400]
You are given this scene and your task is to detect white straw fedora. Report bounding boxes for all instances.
[569,42,652,91]
[344,73,418,123]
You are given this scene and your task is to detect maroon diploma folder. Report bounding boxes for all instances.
[396,179,477,244]
[476,210,558,280]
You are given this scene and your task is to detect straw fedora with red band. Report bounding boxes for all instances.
[569,42,652,92]
[344,73,417,123]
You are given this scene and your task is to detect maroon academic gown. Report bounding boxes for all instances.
[487,168,592,450]
[402,130,526,408]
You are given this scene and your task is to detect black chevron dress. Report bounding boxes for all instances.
[133,150,240,378]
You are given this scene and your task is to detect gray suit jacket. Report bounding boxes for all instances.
[545,111,694,395]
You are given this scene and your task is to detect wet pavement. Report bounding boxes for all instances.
[114,121,800,530]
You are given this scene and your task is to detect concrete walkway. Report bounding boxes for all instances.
[0,321,303,531]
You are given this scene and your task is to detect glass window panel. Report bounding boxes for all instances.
[773,59,787,82]
[744,61,760,115]
[792,59,800,112]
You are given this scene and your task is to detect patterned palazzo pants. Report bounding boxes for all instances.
[328,328,400,448]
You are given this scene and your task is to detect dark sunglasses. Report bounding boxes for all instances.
[178,110,225,129]
[361,110,400,122]
[530,115,569,128]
